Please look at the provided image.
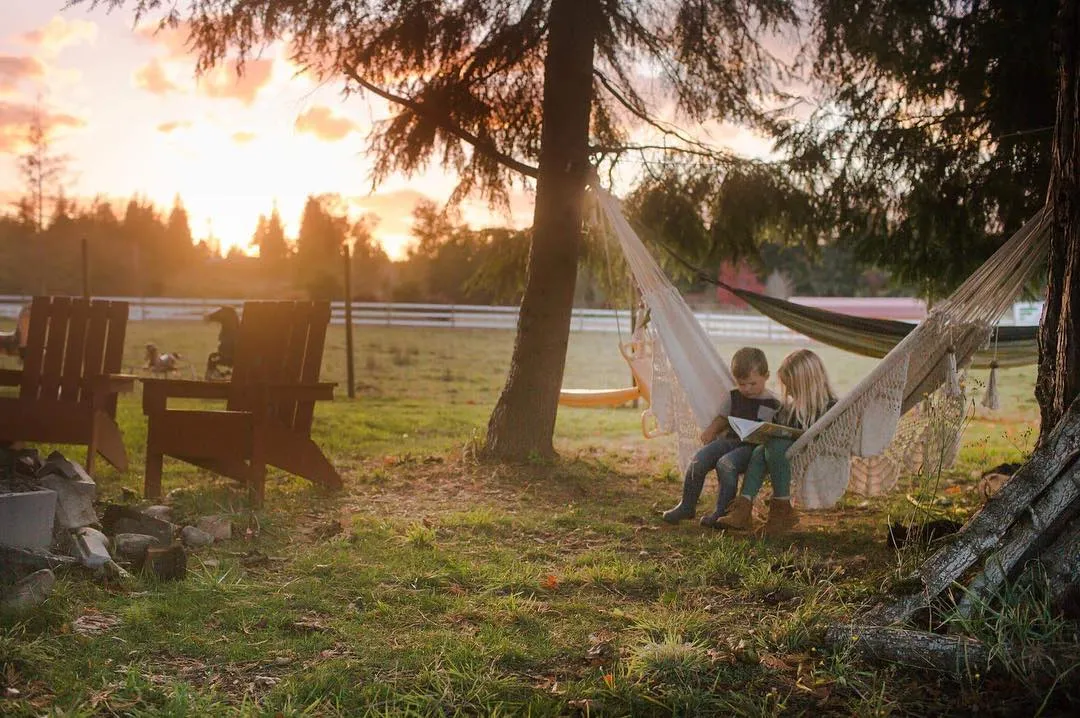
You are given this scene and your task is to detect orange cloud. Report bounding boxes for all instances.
[199,59,273,105]
[295,105,359,142]
[157,121,191,133]
[0,56,43,93]
[20,17,98,54]
[232,131,256,144]
[0,101,84,153]
[134,58,179,95]
[136,21,193,59]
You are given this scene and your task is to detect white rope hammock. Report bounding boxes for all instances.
[588,185,1051,509]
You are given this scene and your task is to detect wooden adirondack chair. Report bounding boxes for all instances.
[0,296,134,472]
[141,301,343,506]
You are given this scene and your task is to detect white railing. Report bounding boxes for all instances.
[0,295,1043,343]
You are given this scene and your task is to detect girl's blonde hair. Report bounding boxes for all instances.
[777,349,837,429]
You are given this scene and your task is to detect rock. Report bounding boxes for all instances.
[37,451,82,481]
[137,544,187,581]
[0,489,57,549]
[72,527,111,569]
[0,568,55,612]
[181,525,214,548]
[0,545,78,582]
[113,533,160,562]
[142,505,173,522]
[196,515,231,541]
[101,504,175,545]
[7,447,42,478]
[38,464,97,531]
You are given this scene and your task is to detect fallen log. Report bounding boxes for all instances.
[877,396,1080,625]
[825,624,992,675]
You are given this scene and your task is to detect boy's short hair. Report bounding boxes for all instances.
[731,347,769,379]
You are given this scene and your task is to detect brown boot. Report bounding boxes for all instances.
[715,496,753,531]
[763,498,799,536]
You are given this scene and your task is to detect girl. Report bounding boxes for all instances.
[716,349,837,536]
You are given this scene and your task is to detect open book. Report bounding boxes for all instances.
[727,416,804,444]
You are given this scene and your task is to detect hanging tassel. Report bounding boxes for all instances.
[945,346,963,398]
[981,361,1001,411]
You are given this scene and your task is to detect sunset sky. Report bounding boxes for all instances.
[0,2,773,260]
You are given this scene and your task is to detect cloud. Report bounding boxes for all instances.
[295,105,359,142]
[0,56,44,93]
[20,17,98,54]
[349,188,431,239]
[157,120,191,134]
[0,100,84,153]
[134,58,180,95]
[232,131,256,144]
[135,22,193,59]
[199,58,273,105]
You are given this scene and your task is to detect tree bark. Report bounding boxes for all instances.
[825,625,992,675]
[1038,0,1080,442]
[483,0,598,460]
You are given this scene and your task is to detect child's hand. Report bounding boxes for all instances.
[700,428,716,444]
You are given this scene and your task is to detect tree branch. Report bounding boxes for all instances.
[592,68,737,161]
[341,67,539,179]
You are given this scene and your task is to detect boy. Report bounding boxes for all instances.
[662,347,781,527]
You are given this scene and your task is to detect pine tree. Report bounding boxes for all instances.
[164,195,194,267]
[17,103,69,235]
[74,0,800,459]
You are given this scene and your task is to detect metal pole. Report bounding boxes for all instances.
[81,236,90,298]
[343,244,355,399]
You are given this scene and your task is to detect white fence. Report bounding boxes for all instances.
[0,295,1043,343]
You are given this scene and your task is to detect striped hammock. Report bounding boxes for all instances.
[714,284,1037,369]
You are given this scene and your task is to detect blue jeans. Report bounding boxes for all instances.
[713,443,755,514]
[683,438,754,515]
[741,438,795,499]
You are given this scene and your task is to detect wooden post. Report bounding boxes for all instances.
[630,288,639,409]
[81,236,90,298]
[343,244,355,399]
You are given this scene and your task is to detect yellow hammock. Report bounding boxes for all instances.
[559,333,666,439]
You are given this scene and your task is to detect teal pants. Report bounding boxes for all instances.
[740,438,794,499]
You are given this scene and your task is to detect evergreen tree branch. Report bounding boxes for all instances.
[341,67,539,180]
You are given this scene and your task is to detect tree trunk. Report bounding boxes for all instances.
[1037,0,1080,442]
[483,0,598,460]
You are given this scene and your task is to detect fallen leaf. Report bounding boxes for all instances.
[759,653,792,671]
[542,574,560,591]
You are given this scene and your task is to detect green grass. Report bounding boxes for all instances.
[1,320,1072,716]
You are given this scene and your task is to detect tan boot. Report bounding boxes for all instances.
[715,496,753,531]
[763,498,799,536]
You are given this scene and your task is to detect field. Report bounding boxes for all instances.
[2,319,1072,717]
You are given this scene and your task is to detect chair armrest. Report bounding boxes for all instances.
[141,377,232,414]
[83,373,137,395]
[0,368,20,387]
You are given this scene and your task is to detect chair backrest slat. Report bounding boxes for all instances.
[294,302,330,433]
[19,297,52,400]
[101,301,128,415]
[19,297,129,412]
[226,301,330,432]
[81,301,110,402]
[38,297,72,401]
[59,300,91,401]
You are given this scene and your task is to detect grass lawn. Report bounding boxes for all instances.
[1,320,1073,716]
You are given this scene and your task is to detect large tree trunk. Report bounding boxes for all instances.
[1037,0,1080,442]
[856,0,1080,639]
[483,0,598,460]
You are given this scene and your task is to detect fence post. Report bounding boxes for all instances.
[81,236,90,298]
[343,244,355,399]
